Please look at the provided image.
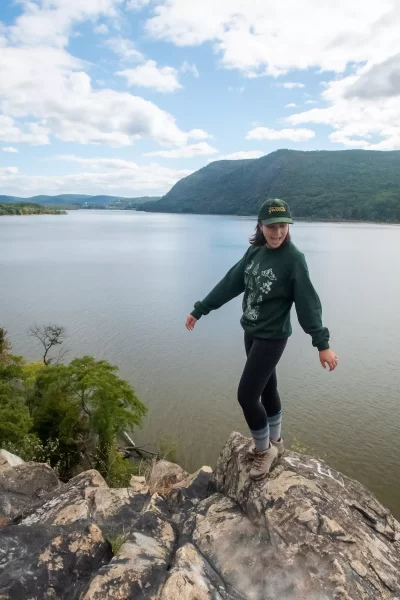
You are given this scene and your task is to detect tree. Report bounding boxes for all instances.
[29,324,68,365]
[32,383,87,479]
[0,327,148,485]
[0,328,33,446]
[22,360,51,416]
[0,328,11,359]
[30,356,147,481]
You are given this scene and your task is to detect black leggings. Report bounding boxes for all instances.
[237,333,287,432]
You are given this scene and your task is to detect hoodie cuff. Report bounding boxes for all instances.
[317,341,330,352]
[191,307,203,320]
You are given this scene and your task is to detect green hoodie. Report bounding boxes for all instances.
[191,242,330,351]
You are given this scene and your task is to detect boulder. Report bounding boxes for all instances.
[0,461,61,521]
[214,431,400,599]
[0,522,111,600]
[148,459,188,492]
[0,433,399,600]
[82,510,176,600]
[0,449,24,473]
[18,469,108,526]
[172,465,213,500]
[129,475,149,494]
[160,543,225,600]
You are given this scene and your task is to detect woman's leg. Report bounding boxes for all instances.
[238,335,287,451]
[261,370,283,442]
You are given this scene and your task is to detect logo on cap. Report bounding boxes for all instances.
[269,206,287,214]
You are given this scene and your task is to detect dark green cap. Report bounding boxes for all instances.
[258,198,293,225]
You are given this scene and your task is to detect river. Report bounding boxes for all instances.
[1,210,399,516]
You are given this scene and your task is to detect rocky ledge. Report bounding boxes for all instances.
[0,434,399,600]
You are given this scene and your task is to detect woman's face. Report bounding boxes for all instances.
[261,223,289,249]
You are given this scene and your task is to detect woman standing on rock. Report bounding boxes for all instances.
[186,198,338,481]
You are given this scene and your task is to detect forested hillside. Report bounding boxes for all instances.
[142,150,400,222]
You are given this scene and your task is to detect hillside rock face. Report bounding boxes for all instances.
[0,433,399,599]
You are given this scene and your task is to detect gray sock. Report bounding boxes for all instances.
[251,424,270,452]
[268,411,282,442]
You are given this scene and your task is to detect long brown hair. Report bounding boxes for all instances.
[249,221,291,247]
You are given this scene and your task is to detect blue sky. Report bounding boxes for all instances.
[1,0,399,197]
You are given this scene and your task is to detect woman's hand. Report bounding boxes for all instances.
[186,315,198,331]
[319,349,338,371]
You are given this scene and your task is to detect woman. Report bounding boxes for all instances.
[185,198,338,481]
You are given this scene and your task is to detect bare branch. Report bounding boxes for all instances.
[28,323,67,365]
[123,431,136,447]
[53,347,69,365]
[0,328,11,357]
[79,390,92,417]
[123,446,159,459]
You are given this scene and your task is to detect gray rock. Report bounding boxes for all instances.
[173,465,213,500]
[1,433,399,600]
[0,461,61,521]
[0,450,24,473]
[214,431,400,599]
[160,543,225,600]
[0,522,111,599]
[82,510,176,600]
[18,469,108,526]
[129,475,149,494]
[148,459,188,492]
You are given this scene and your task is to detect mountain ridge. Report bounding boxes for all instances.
[142,149,400,222]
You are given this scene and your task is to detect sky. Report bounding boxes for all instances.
[1,0,400,198]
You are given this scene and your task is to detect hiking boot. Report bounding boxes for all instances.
[248,438,284,460]
[249,444,279,481]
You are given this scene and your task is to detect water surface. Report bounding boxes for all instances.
[1,210,399,516]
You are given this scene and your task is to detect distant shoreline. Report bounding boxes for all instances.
[0,212,67,217]
[135,209,400,226]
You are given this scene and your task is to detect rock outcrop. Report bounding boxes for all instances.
[0,450,24,473]
[0,433,399,599]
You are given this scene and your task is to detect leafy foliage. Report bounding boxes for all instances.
[0,328,33,446]
[142,149,400,222]
[0,195,160,209]
[0,202,66,215]
[0,327,147,485]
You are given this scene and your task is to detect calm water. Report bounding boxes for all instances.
[1,211,400,516]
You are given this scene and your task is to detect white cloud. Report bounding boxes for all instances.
[187,129,213,140]
[281,82,305,89]
[2,146,18,153]
[8,0,122,48]
[287,66,400,149]
[142,1,400,149]
[144,1,400,79]
[181,61,199,77]
[94,23,109,35]
[1,156,191,196]
[285,103,297,108]
[0,1,209,149]
[328,131,371,148]
[0,43,190,146]
[246,127,315,142]
[0,166,18,175]
[212,150,264,160]
[0,116,50,145]
[118,60,182,92]
[145,142,218,158]
[104,37,144,61]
